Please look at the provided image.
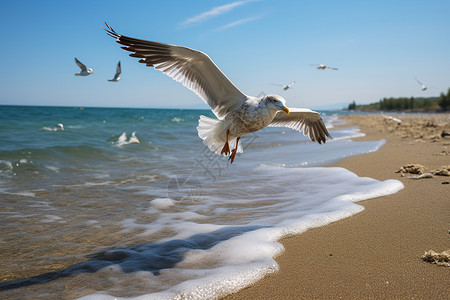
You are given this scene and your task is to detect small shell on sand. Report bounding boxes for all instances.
[421,249,450,267]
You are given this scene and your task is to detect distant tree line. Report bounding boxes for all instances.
[348,100,356,110]
[348,88,450,112]
[438,88,450,110]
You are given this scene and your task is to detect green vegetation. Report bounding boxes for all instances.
[348,88,450,112]
[348,100,356,110]
[438,88,450,110]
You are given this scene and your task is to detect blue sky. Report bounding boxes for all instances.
[1,0,449,110]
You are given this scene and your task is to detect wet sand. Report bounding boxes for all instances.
[227,113,450,299]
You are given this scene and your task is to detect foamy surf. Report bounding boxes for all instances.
[113,132,141,147]
[78,166,403,300]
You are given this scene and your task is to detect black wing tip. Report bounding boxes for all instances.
[102,22,120,39]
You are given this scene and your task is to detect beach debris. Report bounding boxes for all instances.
[397,164,450,178]
[429,135,441,142]
[431,165,450,176]
[396,164,425,175]
[441,130,450,138]
[407,173,433,180]
[382,114,402,125]
[421,249,450,267]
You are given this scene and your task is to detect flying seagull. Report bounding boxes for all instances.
[74,58,93,76]
[272,81,296,91]
[415,78,427,91]
[312,64,338,70]
[108,61,122,82]
[103,23,331,163]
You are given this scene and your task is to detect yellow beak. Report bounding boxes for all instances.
[281,106,290,115]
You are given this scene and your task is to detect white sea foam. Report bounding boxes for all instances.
[45,165,60,172]
[0,160,13,170]
[171,117,183,123]
[114,132,141,147]
[80,163,403,300]
[150,198,176,210]
[43,124,64,131]
[0,189,36,197]
[43,126,58,131]
[40,214,64,223]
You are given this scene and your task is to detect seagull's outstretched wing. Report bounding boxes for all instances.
[103,23,247,119]
[269,108,331,144]
[113,61,121,80]
[75,58,87,72]
[115,61,121,77]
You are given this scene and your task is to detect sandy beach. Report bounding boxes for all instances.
[227,113,449,299]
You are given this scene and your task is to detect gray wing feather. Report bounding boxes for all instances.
[74,58,87,72]
[269,108,331,144]
[116,61,121,76]
[103,24,247,119]
[112,61,121,80]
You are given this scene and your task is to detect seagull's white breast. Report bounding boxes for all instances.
[226,101,275,137]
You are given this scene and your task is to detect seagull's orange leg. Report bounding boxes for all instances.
[221,129,230,156]
[229,137,240,164]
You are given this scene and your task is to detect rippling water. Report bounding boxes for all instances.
[0,106,403,299]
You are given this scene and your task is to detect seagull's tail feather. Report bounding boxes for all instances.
[197,116,242,156]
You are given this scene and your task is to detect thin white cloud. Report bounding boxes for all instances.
[213,15,263,32]
[181,0,255,26]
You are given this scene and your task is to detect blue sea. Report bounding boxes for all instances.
[0,106,403,299]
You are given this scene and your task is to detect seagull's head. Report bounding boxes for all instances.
[264,94,289,115]
[88,68,94,74]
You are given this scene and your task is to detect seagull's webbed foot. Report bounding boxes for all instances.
[221,129,231,156]
[221,142,230,156]
[229,137,240,164]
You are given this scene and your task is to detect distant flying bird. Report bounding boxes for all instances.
[272,81,296,91]
[74,58,93,76]
[108,61,122,82]
[415,78,427,91]
[311,64,338,70]
[103,23,331,163]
